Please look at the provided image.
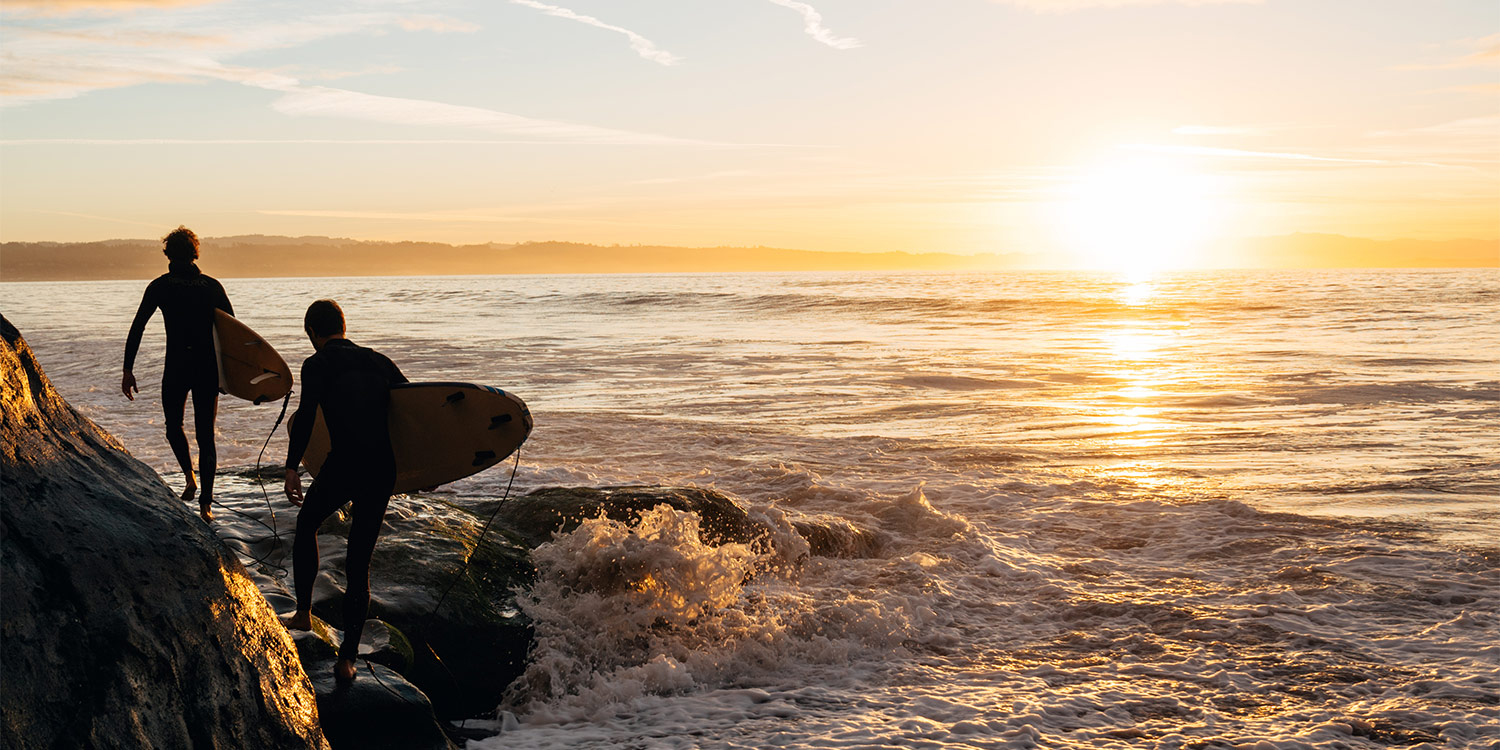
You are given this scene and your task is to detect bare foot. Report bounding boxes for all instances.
[180,480,197,504]
[282,611,313,631]
[198,497,214,523]
[335,658,357,685]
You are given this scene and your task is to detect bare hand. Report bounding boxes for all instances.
[284,468,304,507]
[121,371,138,401]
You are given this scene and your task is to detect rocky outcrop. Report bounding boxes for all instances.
[494,486,774,549]
[0,316,329,750]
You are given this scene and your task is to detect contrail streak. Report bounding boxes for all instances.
[766,0,860,49]
[509,0,682,65]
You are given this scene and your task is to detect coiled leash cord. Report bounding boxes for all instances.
[211,391,294,578]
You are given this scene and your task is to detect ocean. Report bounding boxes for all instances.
[5,269,1498,748]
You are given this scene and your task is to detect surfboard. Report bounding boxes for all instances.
[292,382,533,494]
[213,310,294,404]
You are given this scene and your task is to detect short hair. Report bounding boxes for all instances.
[304,299,346,338]
[162,226,199,262]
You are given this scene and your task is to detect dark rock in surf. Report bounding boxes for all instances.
[498,485,883,560]
[290,622,455,750]
[311,661,455,750]
[791,516,889,558]
[494,485,771,549]
[0,316,329,749]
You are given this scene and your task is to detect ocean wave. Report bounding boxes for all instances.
[1273,381,1500,405]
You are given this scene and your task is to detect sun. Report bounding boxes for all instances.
[1056,157,1223,273]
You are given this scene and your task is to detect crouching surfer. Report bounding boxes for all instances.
[281,299,408,685]
[121,226,233,522]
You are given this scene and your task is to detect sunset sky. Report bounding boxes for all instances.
[1,0,1496,268]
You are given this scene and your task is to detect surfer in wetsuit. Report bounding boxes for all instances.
[282,299,407,684]
[122,226,233,522]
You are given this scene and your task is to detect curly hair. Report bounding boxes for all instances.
[162,225,200,262]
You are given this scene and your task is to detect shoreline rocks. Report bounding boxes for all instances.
[0,315,329,749]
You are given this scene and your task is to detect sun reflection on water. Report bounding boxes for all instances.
[1087,274,1187,493]
[1120,278,1156,305]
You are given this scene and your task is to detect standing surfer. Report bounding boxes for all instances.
[121,226,233,522]
[281,299,408,684]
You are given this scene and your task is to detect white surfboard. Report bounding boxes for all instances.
[292,382,532,494]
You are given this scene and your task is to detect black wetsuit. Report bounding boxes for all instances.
[284,338,407,662]
[123,261,233,484]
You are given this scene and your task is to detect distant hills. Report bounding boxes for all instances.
[0,237,1021,281]
[0,233,1493,281]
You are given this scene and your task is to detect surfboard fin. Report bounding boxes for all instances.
[488,414,513,429]
[472,450,496,466]
[444,391,466,406]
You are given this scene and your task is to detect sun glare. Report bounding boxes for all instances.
[1057,158,1223,273]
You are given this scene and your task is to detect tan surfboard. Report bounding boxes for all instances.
[292,382,532,493]
[212,310,294,404]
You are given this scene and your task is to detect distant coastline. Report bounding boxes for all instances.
[0,237,1017,281]
[1,234,1494,281]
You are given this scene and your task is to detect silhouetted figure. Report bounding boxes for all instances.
[122,226,232,522]
[281,299,407,685]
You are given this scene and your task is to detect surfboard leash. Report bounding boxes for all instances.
[426,445,523,621]
[212,390,294,577]
[412,446,524,715]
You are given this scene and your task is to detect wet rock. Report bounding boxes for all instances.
[310,662,455,750]
[792,515,890,558]
[494,485,771,549]
[359,619,417,673]
[256,492,536,720]
[0,316,328,749]
[292,620,455,750]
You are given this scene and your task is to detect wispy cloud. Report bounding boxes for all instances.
[262,83,698,144]
[398,16,481,34]
[304,64,407,82]
[1396,33,1500,71]
[24,208,169,229]
[1172,124,1269,136]
[0,11,477,104]
[258,209,532,223]
[0,7,703,145]
[994,0,1260,11]
[630,169,771,186]
[765,0,860,50]
[257,208,645,227]
[0,0,221,16]
[507,0,681,65]
[1371,114,1500,141]
[1443,82,1500,96]
[1123,143,1457,169]
[0,138,675,146]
